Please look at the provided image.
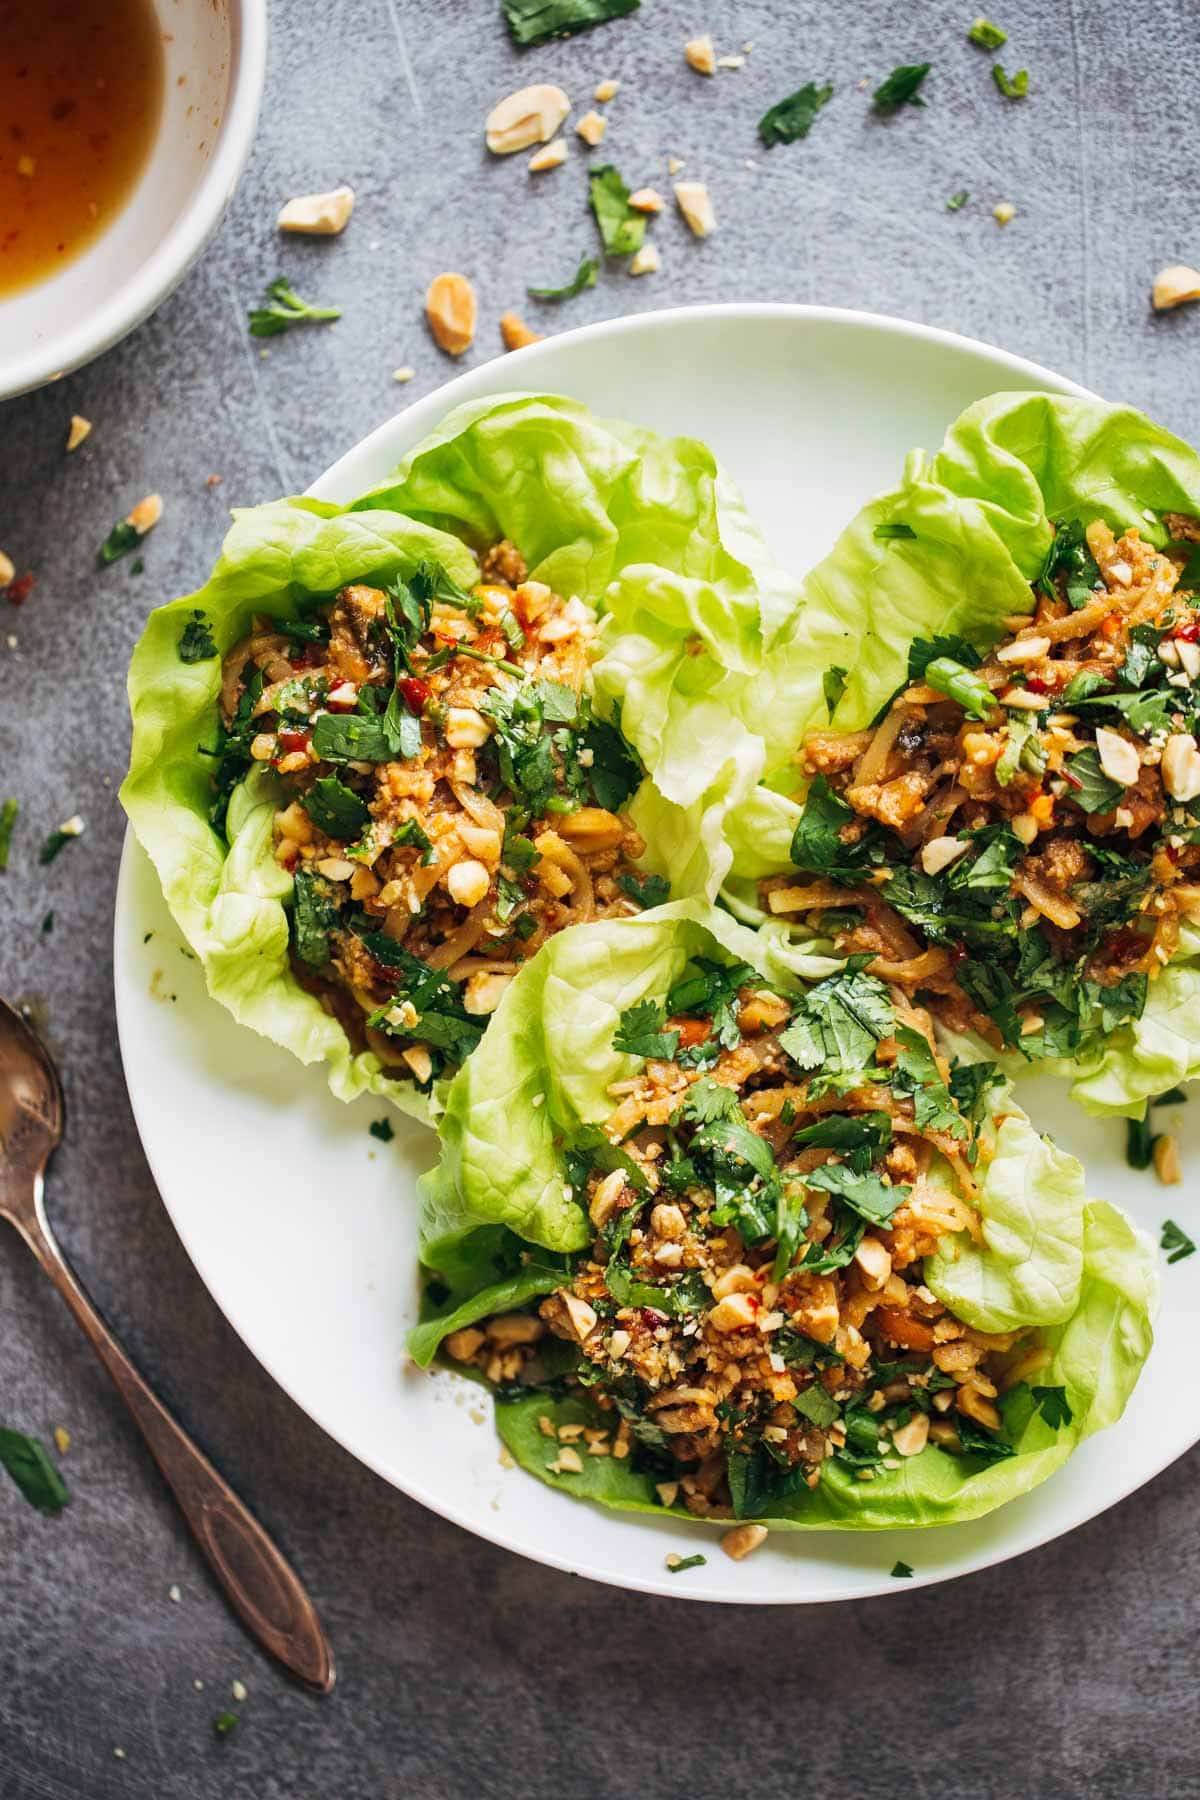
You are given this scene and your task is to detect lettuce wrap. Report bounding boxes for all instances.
[121,395,792,1120]
[710,392,1200,1116]
[412,903,1155,1532]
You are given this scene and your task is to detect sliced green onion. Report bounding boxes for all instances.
[923,656,997,720]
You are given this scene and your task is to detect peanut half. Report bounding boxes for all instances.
[485,84,569,155]
[426,273,477,356]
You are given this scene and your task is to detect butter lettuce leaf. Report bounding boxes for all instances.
[418,900,772,1266]
[123,396,773,1117]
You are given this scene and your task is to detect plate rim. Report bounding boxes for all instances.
[117,302,1187,1605]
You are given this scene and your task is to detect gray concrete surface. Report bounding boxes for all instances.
[2,2,1199,1796]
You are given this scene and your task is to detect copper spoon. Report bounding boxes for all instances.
[0,997,335,1693]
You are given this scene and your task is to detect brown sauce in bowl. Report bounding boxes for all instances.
[0,0,165,298]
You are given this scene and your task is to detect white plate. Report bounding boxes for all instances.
[114,305,1200,1602]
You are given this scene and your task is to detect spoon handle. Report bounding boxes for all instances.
[10,1200,335,1693]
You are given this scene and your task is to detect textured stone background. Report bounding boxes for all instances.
[2,2,1199,1796]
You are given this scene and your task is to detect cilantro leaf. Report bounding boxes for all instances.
[890,1559,915,1578]
[502,0,638,47]
[789,775,879,880]
[946,189,970,211]
[369,1117,395,1143]
[311,709,401,765]
[1161,1218,1196,1264]
[893,1026,967,1137]
[803,1162,907,1225]
[618,870,670,909]
[758,81,834,148]
[1036,519,1101,609]
[613,999,680,1061]
[392,818,436,865]
[178,610,218,663]
[291,867,339,967]
[822,666,849,717]
[872,63,931,113]
[666,957,754,1049]
[794,1386,839,1428]
[248,277,341,337]
[1031,1385,1073,1428]
[790,1111,893,1155]
[677,1077,743,1127]
[99,518,140,566]
[1063,746,1124,815]
[588,164,645,257]
[779,962,894,1075]
[527,256,599,301]
[301,776,370,840]
[360,933,484,1069]
[0,1427,70,1514]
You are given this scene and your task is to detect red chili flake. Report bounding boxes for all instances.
[398,676,430,713]
[1025,676,1049,694]
[1175,620,1200,642]
[277,727,311,754]
[639,1307,666,1328]
[4,572,35,607]
[1060,767,1083,790]
[948,943,968,967]
[1167,844,1181,865]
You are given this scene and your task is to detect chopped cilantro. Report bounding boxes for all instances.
[791,1111,892,1155]
[0,798,17,871]
[804,1161,906,1226]
[99,518,140,566]
[588,164,646,257]
[1036,519,1101,610]
[248,278,341,337]
[393,818,436,865]
[290,868,339,968]
[872,63,931,113]
[39,821,83,865]
[779,960,894,1075]
[41,910,53,935]
[300,776,370,840]
[178,610,218,663]
[0,1427,70,1514]
[992,63,1029,99]
[213,1711,239,1739]
[789,775,882,881]
[758,81,834,148]
[666,957,754,1048]
[613,999,680,1061]
[1031,1385,1073,1429]
[794,1386,839,1428]
[502,0,638,47]
[369,1117,395,1143]
[1063,746,1123,816]
[947,189,970,211]
[360,932,484,1071]
[890,1559,915,1578]
[893,1026,967,1137]
[822,665,849,717]
[1161,1219,1196,1264]
[527,256,599,301]
[617,870,670,909]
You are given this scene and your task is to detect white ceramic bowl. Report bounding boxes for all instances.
[0,0,267,401]
[114,307,1200,1604]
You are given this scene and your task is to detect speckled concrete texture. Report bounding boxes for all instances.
[1,3,1199,1796]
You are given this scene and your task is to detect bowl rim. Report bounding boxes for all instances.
[0,0,268,401]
